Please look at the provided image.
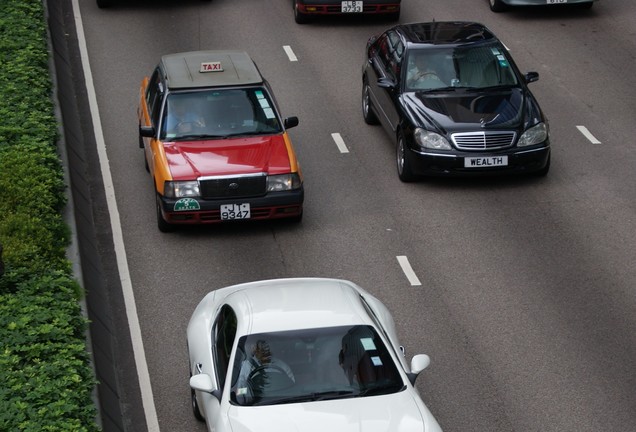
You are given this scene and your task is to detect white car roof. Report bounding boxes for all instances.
[220,278,376,334]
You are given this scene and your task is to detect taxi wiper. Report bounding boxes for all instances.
[175,134,226,140]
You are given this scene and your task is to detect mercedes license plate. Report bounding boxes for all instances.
[341,1,363,12]
[220,203,250,220]
[464,156,508,168]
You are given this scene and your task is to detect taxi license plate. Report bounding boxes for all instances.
[341,1,363,12]
[220,203,250,220]
[464,156,508,168]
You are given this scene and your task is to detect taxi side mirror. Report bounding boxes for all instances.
[284,116,299,129]
[139,126,155,138]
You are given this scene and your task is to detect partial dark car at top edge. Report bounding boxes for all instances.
[362,21,551,182]
[293,0,400,24]
[97,0,211,8]
[489,0,596,13]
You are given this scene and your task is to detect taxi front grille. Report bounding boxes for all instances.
[199,174,266,199]
[451,131,516,151]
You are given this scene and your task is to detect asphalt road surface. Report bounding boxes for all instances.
[61,0,636,430]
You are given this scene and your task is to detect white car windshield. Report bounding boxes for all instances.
[229,325,405,406]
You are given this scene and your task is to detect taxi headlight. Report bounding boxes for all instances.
[414,128,452,150]
[164,181,200,198]
[518,122,548,147]
[267,174,302,192]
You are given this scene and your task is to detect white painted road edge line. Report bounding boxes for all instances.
[71,1,161,431]
[576,125,601,144]
[283,45,298,62]
[331,132,349,153]
[396,256,422,286]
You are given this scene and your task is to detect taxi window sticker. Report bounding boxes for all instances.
[256,96,276,119]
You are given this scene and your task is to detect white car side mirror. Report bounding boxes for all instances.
[190,373,216,393]
[411,354,431,375]
[407,354,431,385]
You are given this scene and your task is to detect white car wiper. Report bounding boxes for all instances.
[253,390,356,406]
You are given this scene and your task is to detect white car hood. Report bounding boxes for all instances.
[227,390,441,432]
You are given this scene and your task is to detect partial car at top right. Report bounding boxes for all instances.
[489,0,596,13]
[362,21,551,181]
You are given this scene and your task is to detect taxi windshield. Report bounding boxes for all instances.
[229,325,404,407]
[160,88,282,140]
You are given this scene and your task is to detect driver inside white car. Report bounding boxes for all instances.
[234,339,295,400]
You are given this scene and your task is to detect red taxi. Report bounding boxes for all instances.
[138,51,304,232]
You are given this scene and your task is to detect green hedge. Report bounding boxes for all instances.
[0,0,100,430]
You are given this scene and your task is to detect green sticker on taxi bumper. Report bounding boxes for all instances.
[174,198,200,211]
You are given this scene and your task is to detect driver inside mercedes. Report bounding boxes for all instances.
[233,339,295,402]
[407,53,447,89]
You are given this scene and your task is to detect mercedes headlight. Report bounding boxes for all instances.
[414,128,452,150]
[518,122,548,147]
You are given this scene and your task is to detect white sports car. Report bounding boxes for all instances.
[187,278,443,432]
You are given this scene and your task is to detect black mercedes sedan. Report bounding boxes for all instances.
[362,21,550,181]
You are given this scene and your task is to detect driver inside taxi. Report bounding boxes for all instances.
[163,95,205,136]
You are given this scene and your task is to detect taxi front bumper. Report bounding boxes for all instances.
[158,188,304,224]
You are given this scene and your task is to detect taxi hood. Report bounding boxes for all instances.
[227,390,442,432]
[401,87,541,133]
[163,134,292,180]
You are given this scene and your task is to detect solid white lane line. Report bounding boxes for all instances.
[331,133,349,153]
[71,1,160,431]
[396,256,422,286]
[576,125,601,144]
[283,45,298,62]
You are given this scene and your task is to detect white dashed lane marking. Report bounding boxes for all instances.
[396,256,422,286]
[576,125,601,144]
[331,133,349,153]
[283,45,298,62]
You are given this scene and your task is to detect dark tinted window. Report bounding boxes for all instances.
[146,68,163,127]
[213,305,237,390]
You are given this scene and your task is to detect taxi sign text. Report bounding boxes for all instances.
[200,62,223,73]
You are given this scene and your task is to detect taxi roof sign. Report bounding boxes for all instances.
[161,51,263,89]
[200,61,223,73]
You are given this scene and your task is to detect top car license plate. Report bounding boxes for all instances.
[220,203,251,220]
[341,1,363,12]
[464,156,508,168]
